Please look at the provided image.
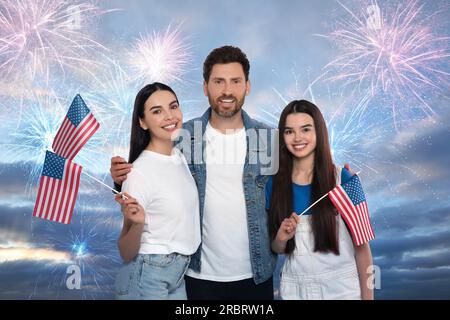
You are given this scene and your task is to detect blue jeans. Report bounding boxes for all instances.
[115,253,191,300]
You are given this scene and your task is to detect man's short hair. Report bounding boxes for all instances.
[203,45,250,82]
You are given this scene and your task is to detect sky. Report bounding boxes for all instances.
[0,0,449,299]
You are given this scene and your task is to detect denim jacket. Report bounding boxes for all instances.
[177,108,278,284]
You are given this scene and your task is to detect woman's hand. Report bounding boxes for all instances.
[117,193,145,225]
[117,193,145,262]
[114,192,128,207]
[276,212,300,242]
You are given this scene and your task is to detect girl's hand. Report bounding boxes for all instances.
[123,196,145,226]
[276,212,300,242]
[344,163,355,175]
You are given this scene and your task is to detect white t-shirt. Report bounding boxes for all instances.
[186,123,253,281]
[122,148,200,255]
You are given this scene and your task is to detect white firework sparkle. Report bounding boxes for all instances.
[0,0,109,84]
[319,0,450,128]
[84,60,139,157]
[126,24,193,85]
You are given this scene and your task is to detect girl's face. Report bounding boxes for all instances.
[283,112,317,159]
[139,90,182,141]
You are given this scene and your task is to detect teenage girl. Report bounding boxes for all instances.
[266,100,374,300]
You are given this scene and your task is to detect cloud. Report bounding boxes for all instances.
[369,205,450,299]
[371,111,450,182]
[0,202,122,299]
[0,164,32,201]
[0,259,116,299]
[375,267,450,299]
[372,203,450,233]
[0,242,72,263]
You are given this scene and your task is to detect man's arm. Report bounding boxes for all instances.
[110,156,132,192]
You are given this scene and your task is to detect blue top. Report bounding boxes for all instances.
[265,167,353,215]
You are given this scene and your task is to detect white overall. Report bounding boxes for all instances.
[279,168,361,300]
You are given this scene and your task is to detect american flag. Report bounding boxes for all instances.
[33,151,82,224]
[329,174,375,246]
[52,94,99,160]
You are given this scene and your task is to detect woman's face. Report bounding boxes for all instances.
[139,90,182,141]
[283,112,317,159]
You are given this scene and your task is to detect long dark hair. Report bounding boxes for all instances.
[268,100,339,255]
[128,82,178,164]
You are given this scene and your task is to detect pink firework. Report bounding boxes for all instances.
[127,24,193,84]
[0,0,108,83]
[321,0,450,126]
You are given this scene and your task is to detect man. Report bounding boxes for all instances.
[111,46,277,299]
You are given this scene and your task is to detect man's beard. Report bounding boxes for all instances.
[208,93,246,118]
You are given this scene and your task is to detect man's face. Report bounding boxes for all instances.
[204,62,250,118]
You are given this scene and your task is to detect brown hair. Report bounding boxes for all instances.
[203,45,250,82]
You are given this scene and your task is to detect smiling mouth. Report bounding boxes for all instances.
[218,97,236,105]
[161,122,178,131]
[292,143,307,151]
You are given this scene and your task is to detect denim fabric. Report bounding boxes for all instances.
[115,253,190,300]
[178,108,277,285]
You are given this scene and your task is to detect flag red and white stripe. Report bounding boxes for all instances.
[329,175,375,246]
[52,94,99,160]
[33,151,82,224]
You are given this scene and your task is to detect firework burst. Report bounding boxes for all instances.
[320,0,450,128]
[1,93,66,187]
[126,24,193,85]
[327,92,392,173]
[84,60,139,156]
[0,0,108,85]
[257,66,394,173]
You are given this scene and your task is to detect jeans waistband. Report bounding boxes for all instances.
[136,253,190,263]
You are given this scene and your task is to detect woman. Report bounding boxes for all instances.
[114,82,200,300]
[266,100,374,300]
